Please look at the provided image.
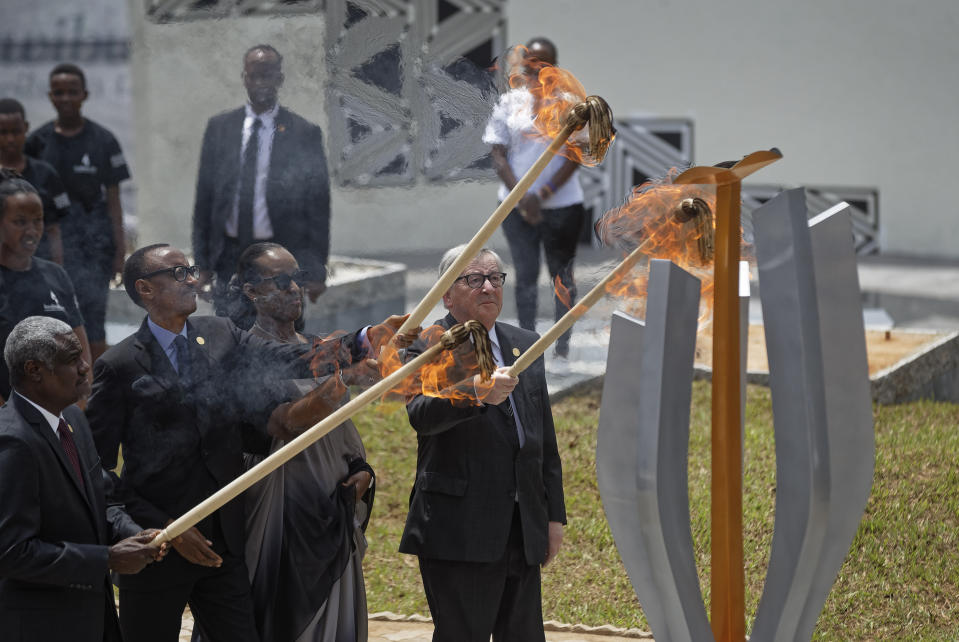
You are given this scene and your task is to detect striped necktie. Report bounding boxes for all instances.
[57,418,85,489]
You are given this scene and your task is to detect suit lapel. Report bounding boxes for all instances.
[185,320,212,381]
[223,107,246,183]
[265,107,290,227]
[133,319,177,391]
[495,322,519,369]
[12,395,98,526]
[64,406,109,543]
[494,323,535,448]
[185,320,218,438]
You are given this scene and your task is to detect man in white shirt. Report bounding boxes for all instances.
[483,37,586,359]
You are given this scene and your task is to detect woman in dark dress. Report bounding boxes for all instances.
[0,169,90,403]
[226,242,374,642]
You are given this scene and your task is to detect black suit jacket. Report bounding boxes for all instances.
[0,396,141,642]
[86,315,321,589]
[192,105,331,282]
[399,314,566,565]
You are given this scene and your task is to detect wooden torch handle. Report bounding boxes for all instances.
[397,122,578,336]
[151,339,447,547]
[507,241,648,376]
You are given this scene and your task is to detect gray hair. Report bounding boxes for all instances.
[4,316,74,386]
[438,244,504,278]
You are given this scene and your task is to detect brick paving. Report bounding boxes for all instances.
[176,609,653,641]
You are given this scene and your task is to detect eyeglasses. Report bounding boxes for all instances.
[250,269,310,291]
[454,272,507,289]
[138,265,200,282]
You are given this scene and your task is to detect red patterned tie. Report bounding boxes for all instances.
[57,418,85,490]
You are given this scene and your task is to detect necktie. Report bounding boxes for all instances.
[57,418,85,490]
[491,338,523,447]
[237,117,261,249]
[173,334,193,387]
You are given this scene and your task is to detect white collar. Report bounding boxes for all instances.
[15,391,63,435]
[245,102,279,126]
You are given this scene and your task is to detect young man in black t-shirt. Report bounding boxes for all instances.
[25,63,130,362]
[0,98,70,264]
[0,257,85,400]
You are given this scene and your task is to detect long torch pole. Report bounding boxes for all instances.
[507,241,649,376]
[397,121,580,336]
[668,149,779,642]
[152,338,452,546]
[710,181,745,642]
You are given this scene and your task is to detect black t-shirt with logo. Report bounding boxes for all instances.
[20,156,71,261]
[0,258,85,399]
[25,118,130,213]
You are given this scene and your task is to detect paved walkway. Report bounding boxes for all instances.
[394,246,959,399]
[176,610,652,641]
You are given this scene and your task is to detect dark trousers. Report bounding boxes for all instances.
[118,551,259,642]
[418,507,545,642]
[502,203,585,355]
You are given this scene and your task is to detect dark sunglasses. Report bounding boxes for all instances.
[454,272,507,289]
[138,265,200,282]
[250,269,310,291]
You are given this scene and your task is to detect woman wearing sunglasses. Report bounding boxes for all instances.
[0,169,91,404]
[219,241,374,642]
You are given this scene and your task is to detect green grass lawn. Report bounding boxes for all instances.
[356,381,959,640]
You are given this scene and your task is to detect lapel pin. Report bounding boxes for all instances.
[277,124,285,133]
[196,336,205,345]
[512,347,521,357]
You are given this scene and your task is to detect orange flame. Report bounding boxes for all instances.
[505,45,608,166]
[554,275,572,310]
[374,325,486,406]
[304,318,490,410]
[595,168,719,320]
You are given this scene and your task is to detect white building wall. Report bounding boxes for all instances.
[123,0,959,259]
[0,0,135,217]
[506,0,959,258]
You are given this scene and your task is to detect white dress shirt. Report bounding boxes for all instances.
[15,391,63,436]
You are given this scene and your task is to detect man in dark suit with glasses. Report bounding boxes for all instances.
[85,243,364,641]
[400,244,566,642]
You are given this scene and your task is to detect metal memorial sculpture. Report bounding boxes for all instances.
[597,155,875,641]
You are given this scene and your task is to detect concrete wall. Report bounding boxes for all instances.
[506,0,959,260]
[125,0,959,260]
[0,0,136,216]
[130,4,499,258]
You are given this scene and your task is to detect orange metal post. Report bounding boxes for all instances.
[672,149,782,642]
[709,180,745,642]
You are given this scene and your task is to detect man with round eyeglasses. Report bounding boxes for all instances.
[454,271,507,289]
[400,244,566,642]
[85,243,377,641]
